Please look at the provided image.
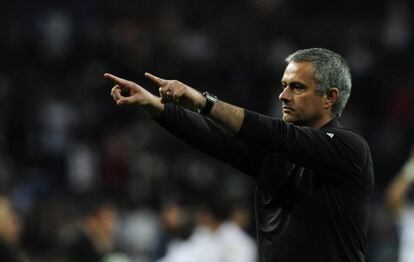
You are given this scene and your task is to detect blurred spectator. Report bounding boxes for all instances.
[155,200,222,262]
[385,145,414,262]
[21,197,70,261]
[66,196,125,262]
[211,203,257,262]
[66,141,100,193]
[118,207,160,262]
[152,199,195,261]
[0,195,25,262]
[156,197,256,262]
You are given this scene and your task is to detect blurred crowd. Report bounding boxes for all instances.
[0,0,413,261]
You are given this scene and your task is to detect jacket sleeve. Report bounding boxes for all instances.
[236,110,372,184]
[154,104,265,177]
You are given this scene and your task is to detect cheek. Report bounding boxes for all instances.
[296,97,323,116]
[304,95,322,107]
[295,97,311,111]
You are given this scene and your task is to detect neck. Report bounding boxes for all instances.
[293,113,333,129]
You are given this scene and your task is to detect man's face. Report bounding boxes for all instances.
[279,62,327,127]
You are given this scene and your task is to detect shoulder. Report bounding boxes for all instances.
[322,125,374,190]
[324,125,370,151]
[332,127,369,150]
[321,123,371,160]
[326,126,373,174]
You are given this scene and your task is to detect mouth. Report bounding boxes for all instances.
[282,106,293,113]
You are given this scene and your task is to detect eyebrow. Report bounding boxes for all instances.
[281,80,307,87]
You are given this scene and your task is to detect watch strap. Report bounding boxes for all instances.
[198,92,217,116]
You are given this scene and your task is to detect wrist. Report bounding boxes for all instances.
[198,92,217,116]
[194,91,206,109]
[143,95,165,117]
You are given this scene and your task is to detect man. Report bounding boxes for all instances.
[105,48,374,261]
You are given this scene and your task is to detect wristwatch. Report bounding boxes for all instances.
[198,91,217,116]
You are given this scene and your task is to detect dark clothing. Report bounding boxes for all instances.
[67,233,102,262]
[0,240,24,262]
[157,104,374,262]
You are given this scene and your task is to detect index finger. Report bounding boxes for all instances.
[145,72,167,86]
[104,73,131,86]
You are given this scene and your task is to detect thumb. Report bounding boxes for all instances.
[117,96,137,106]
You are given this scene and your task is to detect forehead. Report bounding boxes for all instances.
[282,61,316,85]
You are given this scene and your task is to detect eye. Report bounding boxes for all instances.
[292,83,304,89]
[291,83,306,93]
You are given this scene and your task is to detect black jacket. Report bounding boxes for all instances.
[157,104,374,262]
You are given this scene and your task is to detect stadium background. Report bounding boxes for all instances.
[0,0,413,261]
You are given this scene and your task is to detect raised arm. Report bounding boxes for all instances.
[104,72,265,176]
[144,72,245,134]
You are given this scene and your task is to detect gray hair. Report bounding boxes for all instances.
[285,48,352,118]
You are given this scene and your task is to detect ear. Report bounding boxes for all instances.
[323,88,338,110]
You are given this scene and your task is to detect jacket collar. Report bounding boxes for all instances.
[321,117,341,129]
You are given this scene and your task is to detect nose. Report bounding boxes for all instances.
[279,87,291,103]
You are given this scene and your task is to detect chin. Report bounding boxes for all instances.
[283,115,305,126]
[282,115,294,124]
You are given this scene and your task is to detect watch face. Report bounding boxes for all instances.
[205,92,217,102]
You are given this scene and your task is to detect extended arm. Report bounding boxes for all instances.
[104,72,244,133]
[144,72,245,134]
[104,72,264,176]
